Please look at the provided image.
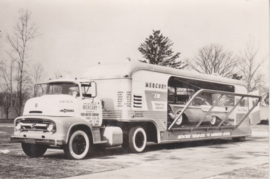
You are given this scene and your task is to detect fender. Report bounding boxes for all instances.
[108,118,161,143]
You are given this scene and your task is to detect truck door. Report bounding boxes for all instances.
[79,82,102,126]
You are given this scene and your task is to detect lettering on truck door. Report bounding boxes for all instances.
[80,98,102,126]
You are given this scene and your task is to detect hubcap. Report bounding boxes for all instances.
[210,116,216,125]
[72,135,86,155]
[135,132,144,148]
[175,116,183,125]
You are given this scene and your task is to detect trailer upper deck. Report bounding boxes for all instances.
[81,61,244,86]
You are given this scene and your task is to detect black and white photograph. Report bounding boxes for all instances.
[0,0,269,178]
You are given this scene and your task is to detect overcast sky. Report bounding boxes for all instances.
[0,0,269,81]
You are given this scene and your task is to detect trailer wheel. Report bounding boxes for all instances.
[210,116,217,126]
[128,126,147,153]
[21,143,48,158]
[64,130,90,159]
[232,137,246,142]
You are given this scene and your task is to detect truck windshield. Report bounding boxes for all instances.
[35,83,80,97]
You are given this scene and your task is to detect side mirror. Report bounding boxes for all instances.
[89,81,97,98]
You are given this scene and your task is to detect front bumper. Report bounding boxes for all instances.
[10,136,66,146]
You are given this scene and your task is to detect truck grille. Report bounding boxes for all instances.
[16,118,55,132]
[133,95,142,108]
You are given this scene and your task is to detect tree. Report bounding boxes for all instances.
[0,92,13,120]
[0,60,15,119]
[54,69,62,79]
[231,73,242,80]
[31,62,46,86]
[264,92,269,105]
[138,30,187,69]
[238,40,268,92]
[53,69,71,79]
[188,44,238,78]
[5,10,40,116]
[29,62,46,97]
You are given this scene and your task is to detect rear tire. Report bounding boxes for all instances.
[210,116,217,126]
[64,130,90,159]
[128,126,147,153]
[21,143,47,158]
[232,137,246,142]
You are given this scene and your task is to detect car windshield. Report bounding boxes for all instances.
[192,97,210,106]
[35,82,80,96]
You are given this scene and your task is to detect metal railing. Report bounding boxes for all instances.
[168,89,261,131]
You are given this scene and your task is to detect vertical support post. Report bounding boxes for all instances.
[235,97,261,128]
[194,94,224,129]
[217,96,244,128]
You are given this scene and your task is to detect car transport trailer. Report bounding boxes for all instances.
[10,62,261,159]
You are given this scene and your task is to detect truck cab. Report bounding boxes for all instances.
[11,78,122,159]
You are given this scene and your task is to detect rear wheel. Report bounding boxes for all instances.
[210,116,217,126]
[232,137,246,142]
[21,143,48,158]
[128,126,147,153]
[64,130,90,159]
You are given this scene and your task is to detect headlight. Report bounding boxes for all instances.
[47,123,55,132]
[15,123,21,131]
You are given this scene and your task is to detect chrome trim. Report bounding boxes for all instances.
[10,137,66,146]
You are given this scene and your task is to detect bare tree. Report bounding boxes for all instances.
[31,62,46,85]
[0,60,15,93]
[0,60,15,119]
[53,69,71,79]
[189,44,238,78]
[238,40,268,92]
[0,91,13,120]
[54,69,62,79]
[5,9,40,116]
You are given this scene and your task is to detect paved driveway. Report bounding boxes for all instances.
[0,124,268,179]
[66,131,268,179]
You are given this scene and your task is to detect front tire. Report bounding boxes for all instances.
[64,130,90,160]
[21,143,47,158]
[175,115,183,126]
[128,126,147,153]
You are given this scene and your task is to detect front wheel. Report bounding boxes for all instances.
[21,143,48,158]
[64,130,90,159]
[175,114,183,126]
[128,126,147,153]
